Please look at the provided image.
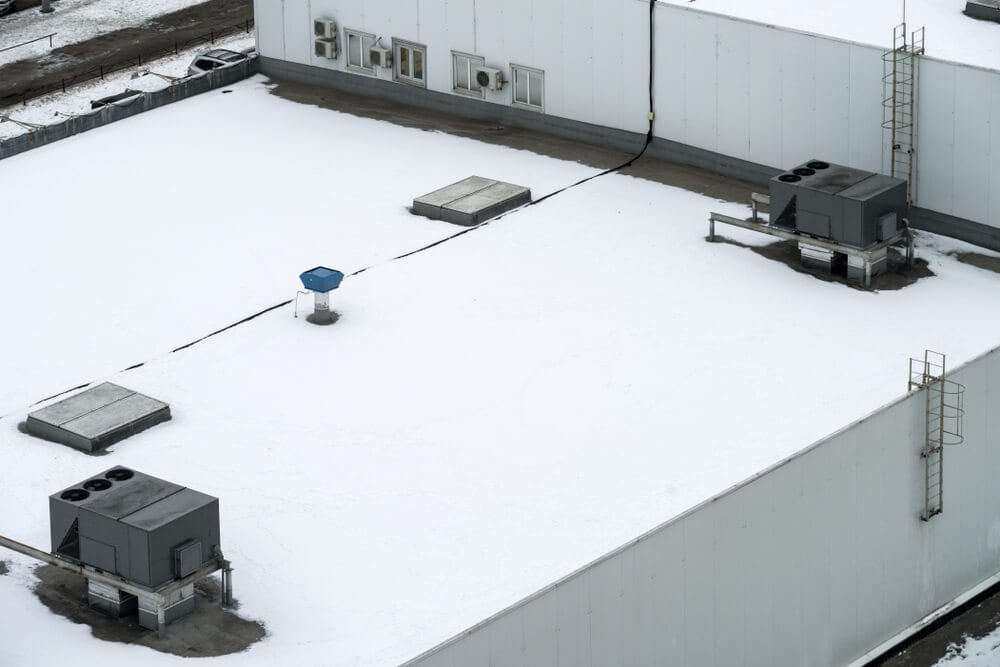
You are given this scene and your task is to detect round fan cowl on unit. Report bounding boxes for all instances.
[105,468,134,481]
[60,489,89,502]
[778,173,801,183]
[83,479,112,491]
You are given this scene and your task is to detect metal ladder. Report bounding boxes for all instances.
[882,24,924,204]
[908,351,965,521]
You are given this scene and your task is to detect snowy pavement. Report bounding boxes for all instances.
[660,0,1000,71]
[2,77,1000,665]
[0,0,220,67]
[937,627,1000,665]
[0,31,255,140]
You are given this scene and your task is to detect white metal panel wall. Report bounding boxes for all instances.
[653,4,885,173]
[409,345,1000,666]
[254,0,286,60]
[282,0,313,65]
[916,60,1000,229]
[256,0,651,134]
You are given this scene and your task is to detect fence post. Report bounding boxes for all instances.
[61,78,65,93]
[100,65,104,79]
[210,30,215,44]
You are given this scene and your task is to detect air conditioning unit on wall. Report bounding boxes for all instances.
[475,67,503,91]
[370,45,392,68]
[314,19,337,39]
[315,35,339,59]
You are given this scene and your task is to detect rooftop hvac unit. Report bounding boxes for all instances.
[49,467,223,630]
[314,19,338,39]
[315,36,339,59]
[475,67,503,91]
[370,45,392,68]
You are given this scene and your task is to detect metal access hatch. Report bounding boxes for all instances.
[413,176,531,226]
[26,382,170,452]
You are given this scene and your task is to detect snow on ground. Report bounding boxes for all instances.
[0,0,217,67]
[2,77,1000,665]
[660,0,1000,71]
[0,32,255,139]
[937,626,1000,665]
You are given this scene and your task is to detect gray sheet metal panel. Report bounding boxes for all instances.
[413,176,494,209]
[127,523,151,587]
[49,496,77,554]
[79,536,117,573]
[28,383,133,425]
[407,346,1000,667]
[25,417,93,451]
[122,493,220,588]
[81,474,181,521]
[77,508,125,566]
[61,394,167,440]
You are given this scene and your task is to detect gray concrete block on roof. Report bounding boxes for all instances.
[413,176,531,226]
[26,382,170,452]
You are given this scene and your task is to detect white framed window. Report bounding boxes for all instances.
[345,28,376,73]
[452,51,485,98]
[511,64,544,111]
[393,39,426,87]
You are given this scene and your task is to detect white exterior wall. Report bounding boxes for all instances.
[916,60,1000,228]
[653,3,1000,230]
[253,0,651,135]
[653,4,884,176]
[408,345,1000,666]
[255,0,1000,229]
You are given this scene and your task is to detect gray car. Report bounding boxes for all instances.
[187,49,248,76]
[0,0,17,17]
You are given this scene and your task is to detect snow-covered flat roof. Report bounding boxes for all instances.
[2,78,1000,665]
[659,0,1000,71]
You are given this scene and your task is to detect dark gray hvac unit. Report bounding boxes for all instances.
[769,160,908,248]
[965,1,1000,23]
[50,468,220,627]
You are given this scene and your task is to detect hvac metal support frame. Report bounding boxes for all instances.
[0,533,233,637]
[708,205,914,288]
[908,350,965,521]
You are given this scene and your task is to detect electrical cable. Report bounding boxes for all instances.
[5,3,660,418]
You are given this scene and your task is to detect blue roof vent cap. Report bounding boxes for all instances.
[299,266,344,293]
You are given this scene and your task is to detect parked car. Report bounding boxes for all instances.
[187,49,249,76]
[0,0,17,17]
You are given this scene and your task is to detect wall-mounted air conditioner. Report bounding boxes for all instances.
[315,36,339,59]
[370,45,392,68]
[314,19,337,39]
[475,67,503,91]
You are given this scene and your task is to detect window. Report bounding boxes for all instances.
[345,29,375,73]
[393,39,426,87]
[511,64,544,111]
[452,51,485,97]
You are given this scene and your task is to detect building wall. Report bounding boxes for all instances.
[406,345,1000,666]
[253,0,651,135]
[255,0,1000,236]
[652,3,1000,232]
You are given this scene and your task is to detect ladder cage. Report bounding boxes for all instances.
[907,349,964,521]
[882,23,924,205]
